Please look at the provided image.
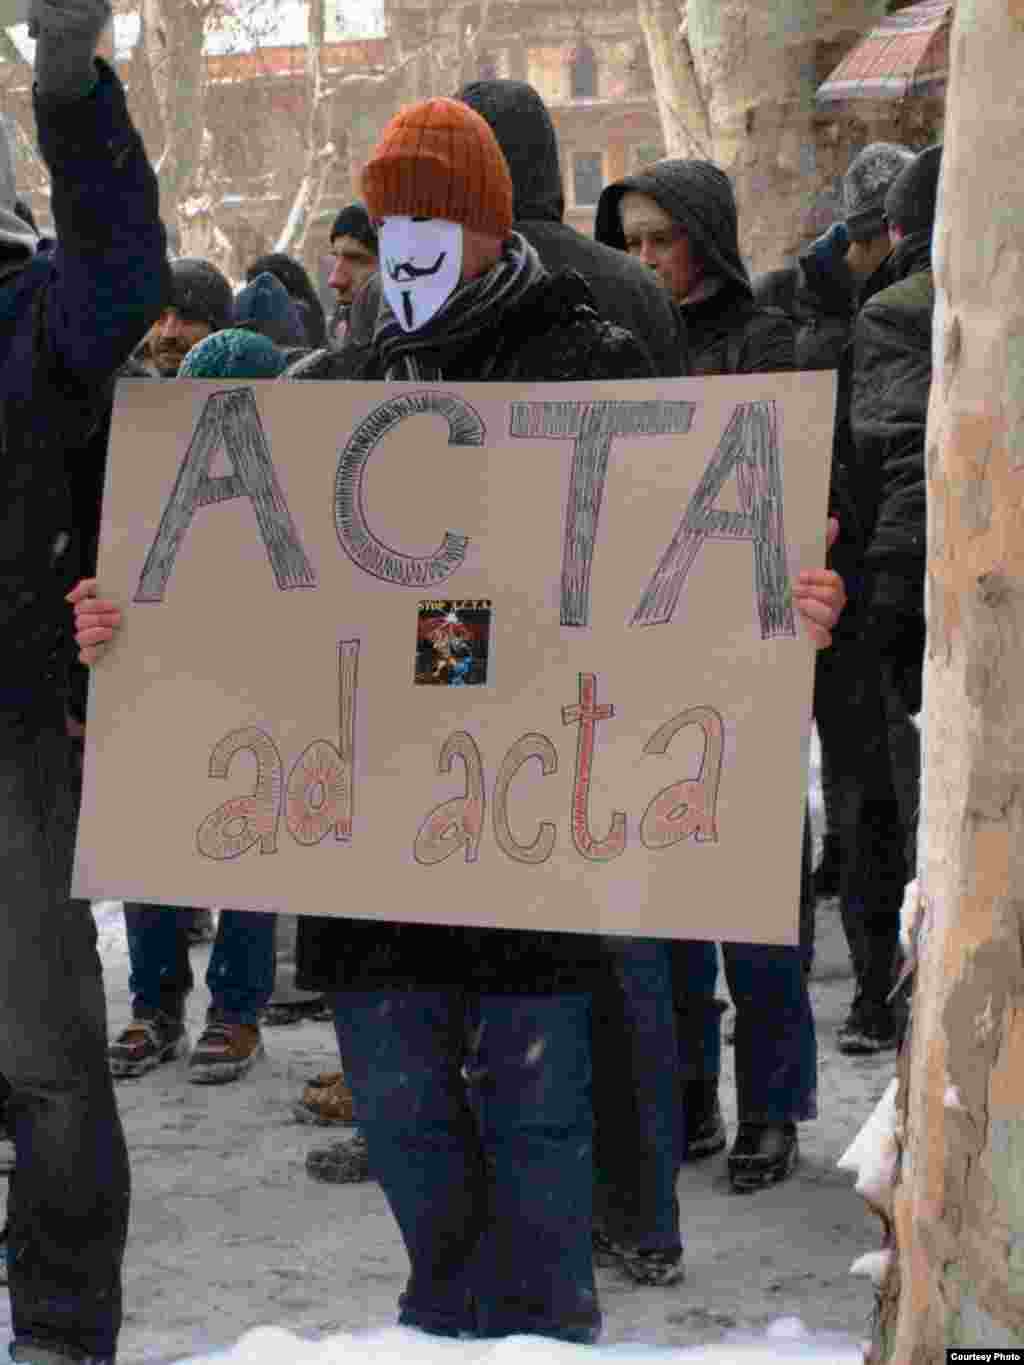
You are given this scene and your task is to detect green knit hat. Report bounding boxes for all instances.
[178,328,287,379]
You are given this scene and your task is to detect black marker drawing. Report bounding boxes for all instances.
[509,399,697,627]
[197,727,284,861]
[413,731,485,866]
[386,252,448,329]
[335,391,485,587]
[136,387,316,603]
[492,733,559,865]
[631,401,795,639]
[640,706,724,850]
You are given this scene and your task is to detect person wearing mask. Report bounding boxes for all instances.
[0,0,170,1356]
[325,203,379,344]
[596,160,819,1193]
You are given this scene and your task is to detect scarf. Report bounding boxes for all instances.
[374,232,545,381]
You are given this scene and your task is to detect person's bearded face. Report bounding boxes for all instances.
[145,308,213,376]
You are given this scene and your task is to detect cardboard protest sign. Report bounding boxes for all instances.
[73,372,836,944]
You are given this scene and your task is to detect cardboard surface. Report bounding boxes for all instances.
[73,372,836,943]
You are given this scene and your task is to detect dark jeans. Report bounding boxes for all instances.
[592,939,681,1254]
[672,939,817,1125]
[123,904,276,1027]
[0,705,129,1361]
[829,633,922,1008]
[333,988,600,1344]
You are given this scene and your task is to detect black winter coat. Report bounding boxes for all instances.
[682,284,795,377]
[292,269,654,997]
[0,63,169,711]
[753,248,854,373]
[847,231,933,620]
[458,79,685,379]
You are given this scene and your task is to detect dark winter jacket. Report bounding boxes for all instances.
[753,239,854,373]
[846,230,933,622]
[0,62,169,711]
[458,79,685,378]
[292,267,654,998]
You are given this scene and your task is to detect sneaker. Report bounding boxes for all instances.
[592,1230,684,1287]
[305,1130,371,1184]
[683,1081,727,1162]
[728,1122,799,1192]
[188,1018,264,1084]
[837,1000,901,1055]
[293,1071,355,1125]
[109,1011,188,1079]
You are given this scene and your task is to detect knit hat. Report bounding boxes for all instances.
[884,144,943,238]
[842,143,915,242]
[330,203,378,252]
[233,272,306,348]
[169,258,234,333]
[178,328,287,380]
[362,97,514,239]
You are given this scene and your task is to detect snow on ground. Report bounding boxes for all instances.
[172,1319,865,1363]
[4,747,881,1364]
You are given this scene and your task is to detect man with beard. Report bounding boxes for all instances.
[141,257,232,377]
[0,0,169,1355]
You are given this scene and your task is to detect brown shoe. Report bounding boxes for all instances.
[109,1011,188,1079]
[188,1018,264,1084]
[293,1071,355,1125]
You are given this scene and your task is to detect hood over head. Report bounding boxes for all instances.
[595,159,751,297]
[458,79,564,225]
[0,120,40,263]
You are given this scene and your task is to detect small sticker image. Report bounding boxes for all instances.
[415,600,493,687]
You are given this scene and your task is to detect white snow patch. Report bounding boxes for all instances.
[171,1322,865,1364]
[837,1077,899,1218]
[93,900,128,965]
[849,1250,892,1288]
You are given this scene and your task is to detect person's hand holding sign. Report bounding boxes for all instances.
[67,578,122,665]
[793,517,846,650]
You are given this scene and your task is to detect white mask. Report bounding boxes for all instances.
[380,216,463,333]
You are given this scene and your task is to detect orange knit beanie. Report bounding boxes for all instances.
[362,97,514,239]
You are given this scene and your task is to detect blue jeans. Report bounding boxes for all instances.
[592,939,681,1254]
[0,706,128,1361]
[333,989,600,1343]
[673,940,817,1124]
[124,905,276,1027]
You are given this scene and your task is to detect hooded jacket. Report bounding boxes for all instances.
[846,228,933,622]
[753,228,855,372]
[0,62,169,710]
[595,160,794,377]
[457,79,684,378]
[290,256,653,999]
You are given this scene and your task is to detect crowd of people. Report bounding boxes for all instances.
[1,1,939,1357]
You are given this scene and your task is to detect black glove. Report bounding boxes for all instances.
[30,0,111,100]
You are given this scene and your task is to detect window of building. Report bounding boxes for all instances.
[569,42,598,98]
[573,152,604,206]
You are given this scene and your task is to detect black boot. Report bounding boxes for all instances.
[728,1122,798,1192]
[683,1078,727,1162]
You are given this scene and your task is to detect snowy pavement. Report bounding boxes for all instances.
[2,746,889,1363]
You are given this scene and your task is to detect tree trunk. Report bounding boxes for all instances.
[274,0,333,255]
[635,0,710,160]
[142,0,208,255]
[876,0,1024,1358]
[683,0,887,273]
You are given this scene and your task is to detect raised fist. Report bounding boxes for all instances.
[30,0,112,99]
